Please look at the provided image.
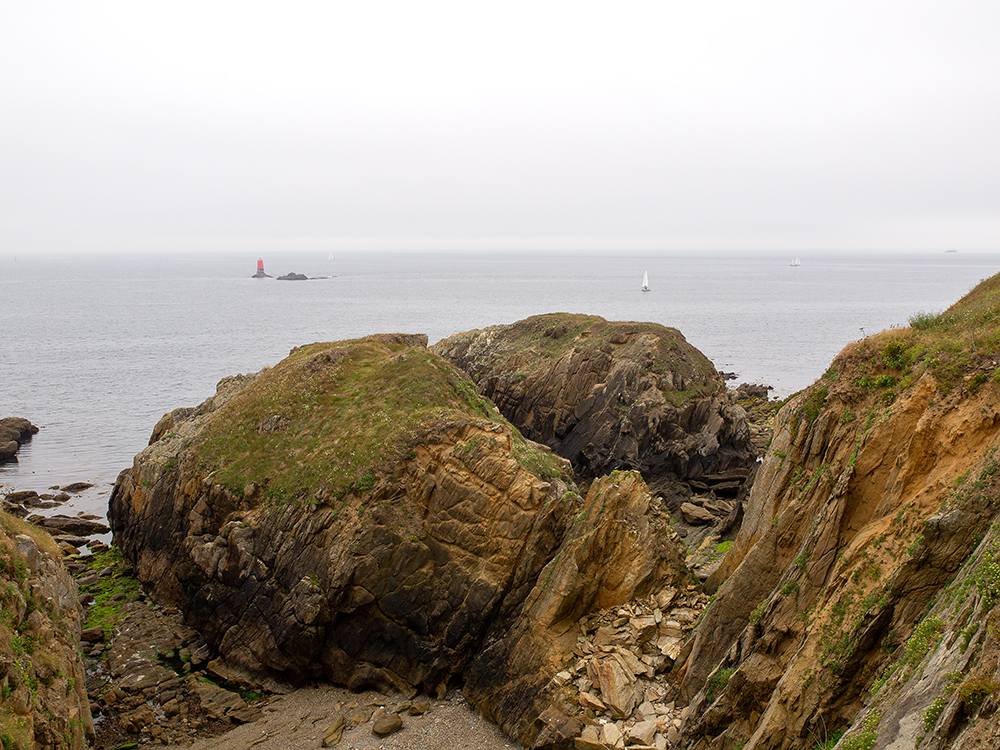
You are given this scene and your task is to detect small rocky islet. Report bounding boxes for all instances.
[4,283,1000,750]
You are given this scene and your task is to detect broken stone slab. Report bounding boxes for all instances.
[627,720,659,745]
[54,534,91,548]
[636,701,657,721]
[669,607,700,624]
[600,722,625,749]
[192,680,249,721]
[654,588,677,609]
[679,502,715,524]
[658,620,684,638]
[587,657,637,719]
[30,514,110,535]
[630,616,657,643]
[656,635,684,660]
[578,692,607,712]
[321,715,346,747]
[593,625,627,648]
[612,647,647,678]
[81,627,105,644]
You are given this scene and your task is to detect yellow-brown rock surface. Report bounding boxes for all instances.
[673,274,1000,750]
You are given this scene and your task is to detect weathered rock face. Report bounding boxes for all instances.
[672,274,1000,750]
[0,417,38,461]
[0,515,93,749]
[432,314,756,496]
[108,334,698,746]
[463,470,693,746]
[111,337,567,692]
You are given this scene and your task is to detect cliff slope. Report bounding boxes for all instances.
[0,513,93,750]
[674,273,1000,750]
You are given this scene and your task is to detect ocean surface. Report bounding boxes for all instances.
[2,249,998,521]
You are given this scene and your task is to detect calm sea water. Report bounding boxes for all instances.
[1,249,997,516]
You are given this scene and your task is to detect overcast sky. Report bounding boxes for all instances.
[2,1,999,253]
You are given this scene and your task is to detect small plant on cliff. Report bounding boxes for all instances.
[974,531,1000,606]
[706,666,736,703]
[881,341,910,369]
[902,615,944,673]
[840,709,880,750]
[811,731,845,750]
[909,310,944,330]
[781,580,800,599]
[802,387,828,426]
[922,695,947,732]
[794,551,810,576]
[958,672,999,714]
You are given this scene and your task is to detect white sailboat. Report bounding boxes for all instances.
[791,257,801,267]
[641,270,650,292]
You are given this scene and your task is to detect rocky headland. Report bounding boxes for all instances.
[106,329,724,747]
[10,279,1000,750]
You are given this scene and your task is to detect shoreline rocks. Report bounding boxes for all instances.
[0,416,38,461]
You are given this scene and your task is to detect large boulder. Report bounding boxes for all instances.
[109,333,697,747]
[432,314,755,494]
[111,335,569,693]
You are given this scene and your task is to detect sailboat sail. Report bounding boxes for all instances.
[642,271,650,291]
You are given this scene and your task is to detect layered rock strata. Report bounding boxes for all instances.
[672,273,1000,750]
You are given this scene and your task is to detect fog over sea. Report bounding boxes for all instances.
[2,250,997,519]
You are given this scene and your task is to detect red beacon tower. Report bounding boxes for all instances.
[252,259,271,278]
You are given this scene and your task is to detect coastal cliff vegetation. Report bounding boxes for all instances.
[675,272,1000,750]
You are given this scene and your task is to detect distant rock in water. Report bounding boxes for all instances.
[0,416,38,461]
[277,272,309,281]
